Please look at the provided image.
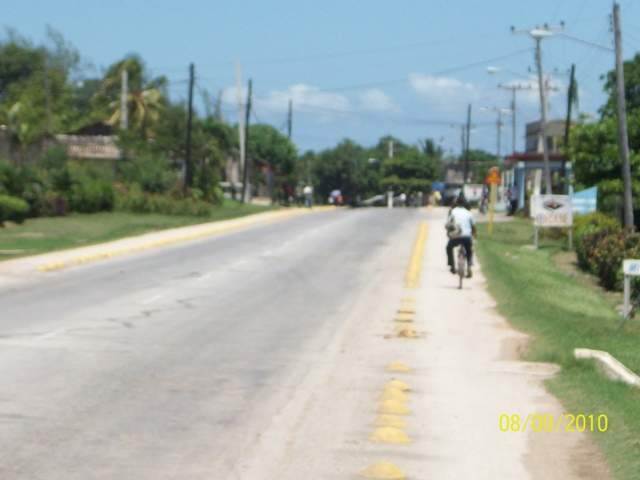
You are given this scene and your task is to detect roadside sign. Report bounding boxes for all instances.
[623,259,640,276]
[486,167,501,185]
[463,184,483,202]
[532,195,573,227]
[571,186,598,215]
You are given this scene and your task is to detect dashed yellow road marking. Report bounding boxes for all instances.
[404,222,428,289]
[379,399,411,415]
[360,461,406,479]
[387,362,411,373]
[370,426,411,444]
[375,414,407,429]
[385,379,410,392]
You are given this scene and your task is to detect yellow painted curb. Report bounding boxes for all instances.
[36,207,334,273]
[360,461,406,479]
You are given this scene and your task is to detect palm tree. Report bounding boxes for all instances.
[92,56,166,138]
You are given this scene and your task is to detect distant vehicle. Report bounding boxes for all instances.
[443,183,462,206]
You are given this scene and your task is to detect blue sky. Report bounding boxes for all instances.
[5,0,640,155]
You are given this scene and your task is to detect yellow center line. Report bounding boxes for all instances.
[404,221,428,289]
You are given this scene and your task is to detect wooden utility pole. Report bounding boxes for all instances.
[463,104,471,185]
[235,63,245,201]
[287,99,293,140]
[534,37,553,194]
[242,78,253,203]
[120,69,128,131]
[43,56,53,135]
[184,63,195,191]
[214,89,223,121]
[562,63,576,190]
[613,3,634,229]
[498,83,533,154]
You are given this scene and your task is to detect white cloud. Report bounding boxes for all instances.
[409,74,479,112]
[222,83,350,118]
[358,88,400,113]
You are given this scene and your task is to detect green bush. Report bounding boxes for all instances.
[118,154,176,194]
[115,186,212,217]
[574,212,622,270]
[0,194,29,225]
[68,177,114,213]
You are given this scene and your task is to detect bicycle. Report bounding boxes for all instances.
[456,244,467,289]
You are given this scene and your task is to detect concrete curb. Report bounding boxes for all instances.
[1,206,336,276]
[574,348,640,388]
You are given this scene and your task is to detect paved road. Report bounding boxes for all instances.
[0,208,420,480]
[0,207,610,479]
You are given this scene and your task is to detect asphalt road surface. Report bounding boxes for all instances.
[0,208,610,479]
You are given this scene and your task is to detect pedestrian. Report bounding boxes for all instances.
[303,184,313,208]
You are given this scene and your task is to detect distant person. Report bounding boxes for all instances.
[433,190,442,206]
[303,184,313,208]
[445,196,477,277]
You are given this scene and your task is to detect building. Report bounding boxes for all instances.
[504,119,571,211]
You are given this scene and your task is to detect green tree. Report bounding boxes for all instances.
[91,55,167,138]
[381,147,438,193]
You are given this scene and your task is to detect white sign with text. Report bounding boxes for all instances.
[532,195,573,227]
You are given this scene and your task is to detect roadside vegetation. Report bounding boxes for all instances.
[477,218,640,480]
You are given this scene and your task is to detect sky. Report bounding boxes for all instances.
[4,0,640,156]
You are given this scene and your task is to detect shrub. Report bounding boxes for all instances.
[115,186,212,217]
[0,194,29,225]
[118,154,175,194]
[591,231,627,289]
[574,212,622,271]
[68,177,114,213]
[41,192,69,217]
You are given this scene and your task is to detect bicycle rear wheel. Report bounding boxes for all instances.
[457,246,465,289]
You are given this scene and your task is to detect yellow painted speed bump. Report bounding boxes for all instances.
[370,426,411,444]
[375,414,407,429]
[380,388,408,402]
[387,362,411,373]
[379,399,410,415]
[386,379,410,392]
[397,308,415,315]
[360,461,406,479]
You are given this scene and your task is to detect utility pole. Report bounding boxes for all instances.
[613,3,634,228]
[463,104,471,185]
[43,56,53,135]
[388,139,394,159]
[512,23,563,194]
[214,89,223,121]
[242,78,253,203]
[235,62,245,201]
[562,64,576,189]
[287,99,293,140]
[498,83,533,153]
[184,63,195,192]
[120,69,128,131]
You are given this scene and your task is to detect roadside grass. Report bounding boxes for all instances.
[477,219,640,480]
[0,200,274,262]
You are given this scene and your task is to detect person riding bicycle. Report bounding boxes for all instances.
[445,195,477,278]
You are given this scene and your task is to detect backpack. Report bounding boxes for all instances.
[445,214,461,239]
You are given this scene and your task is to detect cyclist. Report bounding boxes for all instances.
[445,195,476,277]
